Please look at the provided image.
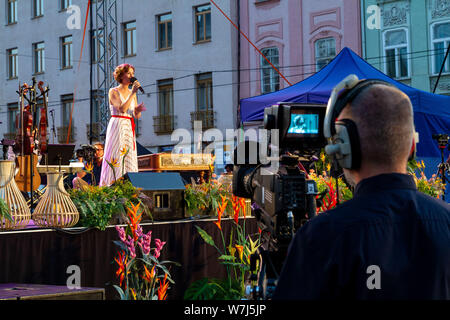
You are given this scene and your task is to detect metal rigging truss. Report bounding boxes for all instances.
[94,0,119,138]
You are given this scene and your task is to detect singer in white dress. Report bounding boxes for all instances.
[99,64,146,187]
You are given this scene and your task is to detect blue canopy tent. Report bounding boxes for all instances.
[240,47,450,200]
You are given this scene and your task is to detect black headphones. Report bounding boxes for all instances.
[323,75,402,169]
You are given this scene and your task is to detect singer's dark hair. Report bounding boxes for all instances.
[113,63,135,84]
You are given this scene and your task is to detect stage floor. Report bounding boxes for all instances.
[0,217,257,300]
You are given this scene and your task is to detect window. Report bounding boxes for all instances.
[196,73,213,111]
[7,48,18,79]
[123,21,136,57]
[383,28,409,78]
[315,38,336,71]
[61,35,73,69]
[154,193,169,209]
[158,13,172,50]
[7,103,18,134]
[91,90,101,123]
[61,94,73,127]
[431,22,450,75]
[260,47,280,94]
[195,4,211,43]
[33,0,44,17]
[7,0,17,24]
[91,28,104,63]
[33,42,45,74]
[158,79,174,116]
[61,0,71,10]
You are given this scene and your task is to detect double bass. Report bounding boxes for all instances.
[14,82,41,192]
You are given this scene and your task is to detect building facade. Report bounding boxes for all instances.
[0,0,239,169]
[361,0,450,95]
[239,0,362,102]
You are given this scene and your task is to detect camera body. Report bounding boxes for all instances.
[432,134,449,149]
[75,144,97,164]
[232,103,327,295]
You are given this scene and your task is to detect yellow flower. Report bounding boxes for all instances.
[320,152,325,162]
[326,163,331,172]
[110,157,120,167]
[130,288,137,300]
[120,147,128,157]
[85,162,94,173]
[228,245,236,258]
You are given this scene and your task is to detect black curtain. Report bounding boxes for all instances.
[0,218,257,300]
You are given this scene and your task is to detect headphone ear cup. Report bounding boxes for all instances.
[334,119,362,170]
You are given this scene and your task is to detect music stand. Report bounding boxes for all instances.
[41,144,75,166]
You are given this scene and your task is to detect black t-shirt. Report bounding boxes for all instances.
[273,173,450,300]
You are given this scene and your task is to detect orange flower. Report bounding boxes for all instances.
[85,162,94,173]
[114,251,129,288]
[142,265,156,283]
[214,220,222,231]
[127,202,142,241]
[235,245,244,262]
[157,273,169,300]
[239,198,247,219]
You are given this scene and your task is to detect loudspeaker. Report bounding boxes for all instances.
[123,172,186,220]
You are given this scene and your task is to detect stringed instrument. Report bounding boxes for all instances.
[38,81,49,154]
[14,82,41,193]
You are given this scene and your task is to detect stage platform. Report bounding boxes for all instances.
[0,217,257,300]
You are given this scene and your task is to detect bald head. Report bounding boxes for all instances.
[339,84,414,169]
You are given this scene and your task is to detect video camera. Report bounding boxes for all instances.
[232,103,327,298]
[432,134,449,149]
[75,144,97,164]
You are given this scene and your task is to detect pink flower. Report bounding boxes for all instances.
[115,226,126,242]
[138,231,152,255]
[154,238,166,259]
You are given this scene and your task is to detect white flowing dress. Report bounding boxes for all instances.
[99,88,138,186]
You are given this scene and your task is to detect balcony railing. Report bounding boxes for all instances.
[153,114,176,135]
[190,109,215,130]
[86,122,102,141]
[57,126,76,143]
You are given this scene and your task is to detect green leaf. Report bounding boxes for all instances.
[218,255,236,262]
[113,285,127,300]
[195,225,216,247]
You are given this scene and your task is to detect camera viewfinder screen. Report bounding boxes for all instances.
[287,113,319,135]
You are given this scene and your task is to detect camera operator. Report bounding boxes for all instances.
[273,81,450,299]
[71,143,103,189]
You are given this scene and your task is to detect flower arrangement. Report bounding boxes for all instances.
[69,146,152,230]
[184,195,261,300]
[113,202,179,300]
[309,150,353,213]
[408,160,445,199]
[184,164,234,217]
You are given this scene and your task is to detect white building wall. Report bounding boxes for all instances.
[0,0,238,168]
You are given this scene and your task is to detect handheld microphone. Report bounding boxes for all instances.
[130,77,145,94]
